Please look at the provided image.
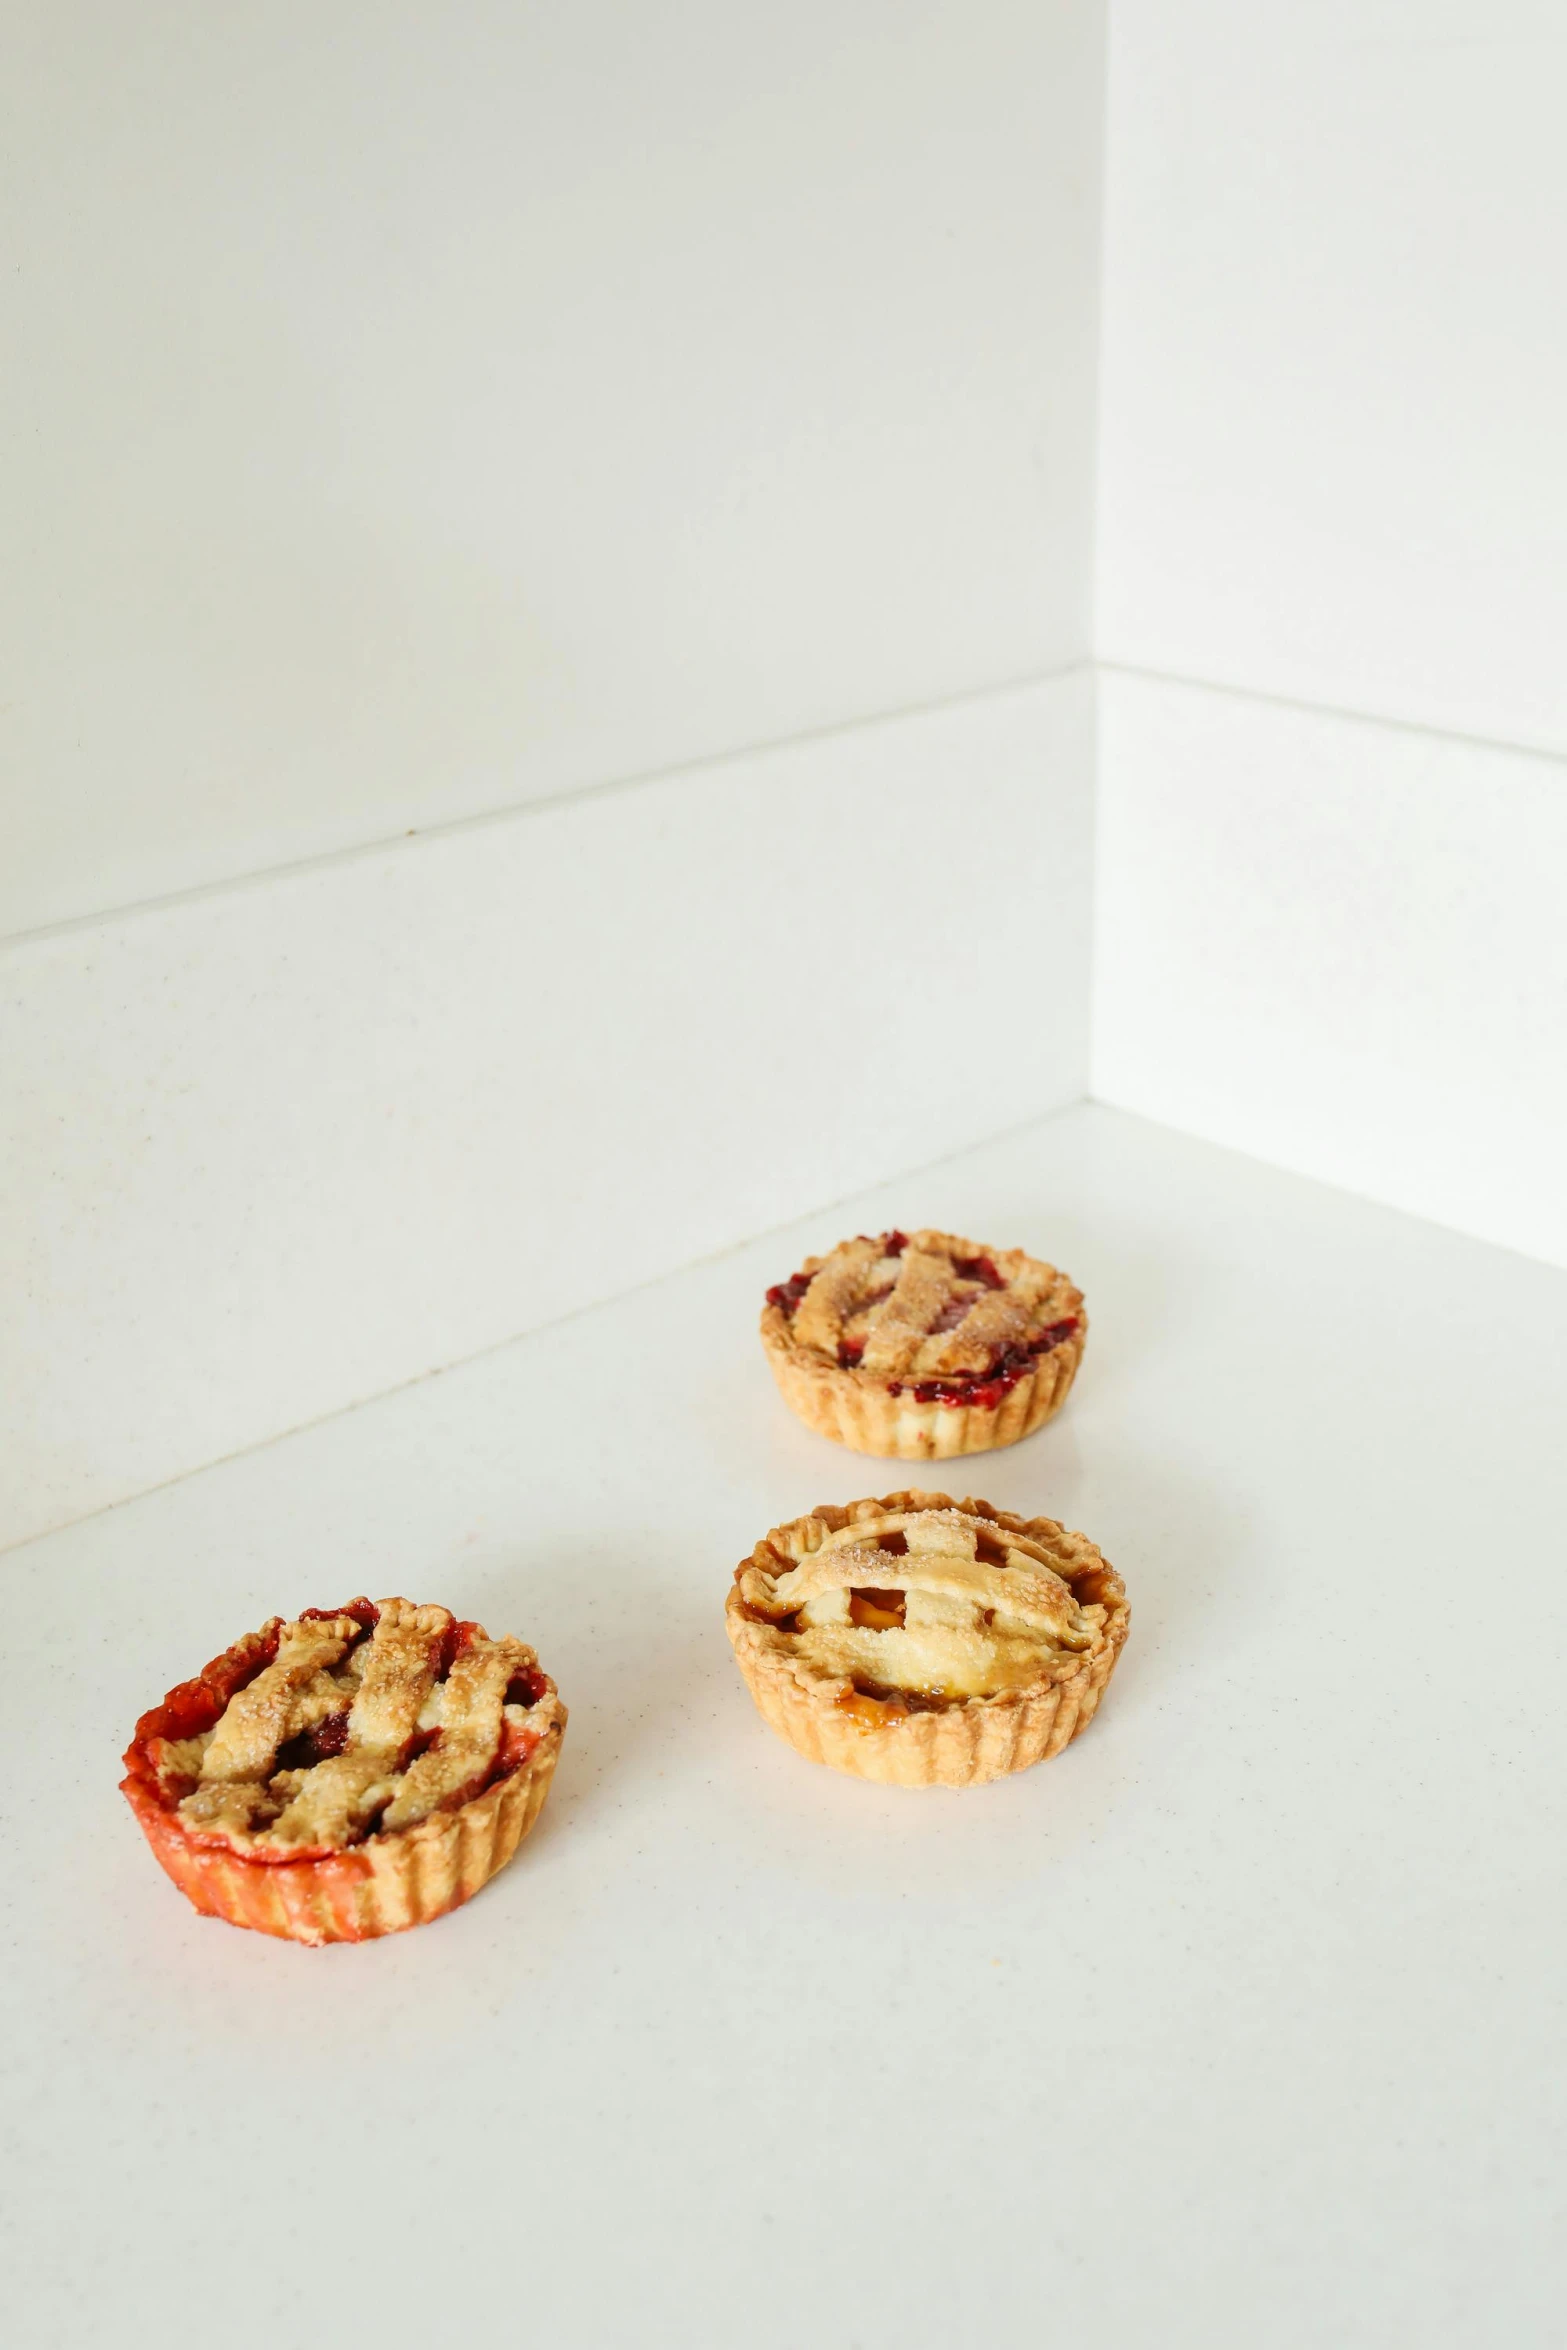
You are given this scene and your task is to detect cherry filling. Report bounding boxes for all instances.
[837,1336,865,1367]
[887,1316,1080,1409]
[764,1267,814,1315]
[766,1232,907,1319]
[124,1600,556,1840]
[275,1711,352,1772]
[952,1253,1006,1288]
[300,1597,380,1638]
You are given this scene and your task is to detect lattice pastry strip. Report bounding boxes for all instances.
[857,1250,957,1376]
[123,1594,569,1942]
[739,1507,1104,1702]
[726,1491,1129,1787]
[171,1601,533,1852]
[793,1237,887,1358]
[762,1228,1088,1462]
[916,1271,1053,1377]
[785,1230,1075,1378]
[383,1634,528,1830]
[199,1615,362,1785]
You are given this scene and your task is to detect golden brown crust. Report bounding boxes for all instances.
[122,1725,563,1942]
[760,1229,1086,1459]
[121,1599,567,1944]
[725,1490,1128,1788]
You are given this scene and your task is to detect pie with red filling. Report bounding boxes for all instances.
[761,1228,1086,1457]
[121,1597,566,1943]
[726,1490,1128,1787]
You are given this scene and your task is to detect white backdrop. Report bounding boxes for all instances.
[1094,0,1567,1269]
[3,0,1103,938]
[6,0,1567,1551]
[1098,0,1567,751]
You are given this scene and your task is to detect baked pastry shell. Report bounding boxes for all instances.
[761,1319,1085,1458]
[121,1616,567,1945]
[759,1236,1087,1459]
[726,1490,1128,1789]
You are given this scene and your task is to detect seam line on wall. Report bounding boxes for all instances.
[0,1093,1091,1562]
[1083,1087,1567,1281]
[1,661,1091,957]
[1099,660,1567,773]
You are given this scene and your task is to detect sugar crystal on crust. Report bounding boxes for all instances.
[726,1491,1129,1786]
[168,1601,544,1855]
[759,1230,1087,1460]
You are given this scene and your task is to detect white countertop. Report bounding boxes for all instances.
[5,1104,1564,2347]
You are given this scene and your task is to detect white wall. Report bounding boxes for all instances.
[1094,0,1567,1263]
[2,675,1094,1554]
[1093,671,1567,1271]
[1098,0,1567,752]
[15,0,1567,1547]
[1,3,1106,1547]
[3,0,1104,939]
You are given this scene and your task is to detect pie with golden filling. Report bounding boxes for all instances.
[760,1228,1085,1458]
[121,1597,566,1943]
[726,1491,1128,1786]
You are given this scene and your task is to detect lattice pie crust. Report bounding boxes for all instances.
[726,1491,1128,1786]
[121,1597,566,1943]
[760,1229,1086,1459]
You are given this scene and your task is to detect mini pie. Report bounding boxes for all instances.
[726,1490,1128,1787]
[760,1228,1086,1458]
[121,1597,566,1944]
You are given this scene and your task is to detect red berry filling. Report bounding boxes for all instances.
[887,1317,1079,1409]
[952,1253,1006,1288]
[764,1267,814,1315]
[122,1600,553,1831]
[275,1710,352,1772]
[766,1231,906,1319]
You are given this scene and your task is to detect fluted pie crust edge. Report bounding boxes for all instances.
[121,1614,566,1945]
[761,1327,1085,1459]
[759,1229,1086,1460]
[725,1490,1129,1788]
